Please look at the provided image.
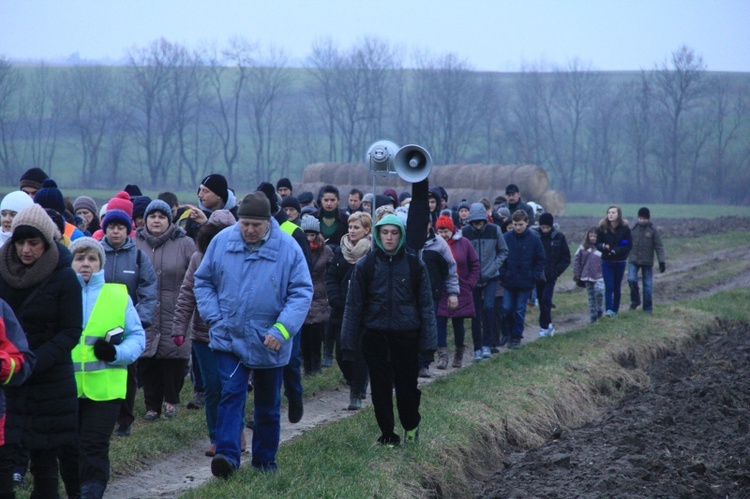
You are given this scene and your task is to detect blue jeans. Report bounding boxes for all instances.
[436,316,466,349]
[628,263,654,312]
[471,280,497,350]
[283,333,302,401]
[502,288,531,339]
[193,341,221,443]
[215,351,283,470]
[601,260,626,313]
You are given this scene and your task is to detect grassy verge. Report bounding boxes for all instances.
[183,287,750,497]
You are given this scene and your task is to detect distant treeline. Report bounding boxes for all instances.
[1,39,748,204]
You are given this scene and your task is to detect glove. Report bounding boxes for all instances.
[93,339,117,362]
[173,335,186,347]
[659,262,666,273]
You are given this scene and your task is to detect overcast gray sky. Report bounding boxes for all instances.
[1,0,748,71]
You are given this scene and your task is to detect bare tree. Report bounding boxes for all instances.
[650,45,707,202]
[306,38,343,161]
[0,56,23,179]
[621,71,654,198]
[706,79,748,201]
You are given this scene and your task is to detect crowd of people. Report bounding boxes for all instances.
[0,167,667,491]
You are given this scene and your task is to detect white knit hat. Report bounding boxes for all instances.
[1,191,34,214]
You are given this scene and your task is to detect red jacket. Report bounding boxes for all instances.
[0,299,35,446]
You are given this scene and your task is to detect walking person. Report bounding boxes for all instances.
[0,204,83,498]
[628,207,666,313]
[194,192,312,476]
[596,206,632,318]
[326,211,372,411]
[342,214,436,446]
[533,213,571,338]
[171,210,236,458]
[135,200,196,421]
[574,227,605,323]
[59,237,145,499]
[435,215,479,369]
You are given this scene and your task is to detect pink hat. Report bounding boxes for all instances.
[107,191,133,218]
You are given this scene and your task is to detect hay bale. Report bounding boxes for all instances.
[537,189,566,217]
[302,163,328,184]
[491,165,516,190]
[509,164,548,200]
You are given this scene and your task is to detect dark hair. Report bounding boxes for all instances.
[195,222,225,254]
[45,208,66,235]
[511,209,529,222]
[319,184,339,200]
[158,191,179,209]
[11,225,50,250]
[348,188,363,200]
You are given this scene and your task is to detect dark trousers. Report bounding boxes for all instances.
[535,278,557,329]
[282,333,302,401]
[300,322,325,374]
[59,398,121,497]
[0,444,61,498]
[138,357,188,413]
[116,361,138,427]
[333,322,370,400]
[471,281,497,350]
[190,346,204,393]
[362,329,421,437]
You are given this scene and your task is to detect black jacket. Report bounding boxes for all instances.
[0,242,82,449]
[341,246,437,355]
[325,247,356,325]
[534,227,571,281]
[596,222,632,262]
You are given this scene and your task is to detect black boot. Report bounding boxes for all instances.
[80,480,107,499]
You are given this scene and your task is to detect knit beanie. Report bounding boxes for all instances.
[132,196,152,220]
[467,203,487,223]
[456,200,471,212]
[1,191,34,215]
[383,188,398,204]
[124,184,142,197]
[539,213,554,227]
[496,207,511,219]
[237,192,270,219]
[276,177,293,192]
[107,191,133,217]
[297,191,314,205]
[300,216,321,233]
[144,199,172,220]
[362,193,374,205]
[300,206,317,217]
[200,174,229,205]
[73,196,98,216]
[101,209,132,232]
[206,209,236,228]
[69,236,106,266]
[436,215,455,232]
[398,191,411,205]
[638,207,651,219]
[11,204,61,245]
[34,179,66,215]
[19,168,48,191]
[280,195,301,214]
[256,182,280,214]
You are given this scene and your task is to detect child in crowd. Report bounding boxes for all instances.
[574,227,605,323]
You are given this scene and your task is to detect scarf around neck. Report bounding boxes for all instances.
[140,223,178,249]
[0,240,59,290]
[340,234,371,264]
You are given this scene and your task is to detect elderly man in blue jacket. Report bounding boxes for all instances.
[194,192,313,477]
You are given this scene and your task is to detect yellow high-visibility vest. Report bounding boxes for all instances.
[71,283,128,401]
[280,220,300,237]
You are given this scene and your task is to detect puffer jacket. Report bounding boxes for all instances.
[573,245,603,282]
[101,236,157,328]
[341,215,437,355]
[500,228,546,290]
[461,222,508,286]
[171,251,209,343]
[596,221,632,262]
[194,219,313,369]
[0,299,35,446]
[305,241,333,325]
[0,242,82,449]
[533,227,571,281]
[437,233,479,318]
[135,224,196,359]
[421,231,459,302]
[628,221,665,267]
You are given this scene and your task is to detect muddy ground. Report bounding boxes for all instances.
[106,217,750,498]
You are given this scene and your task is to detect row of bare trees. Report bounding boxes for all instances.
[1,40,748,203]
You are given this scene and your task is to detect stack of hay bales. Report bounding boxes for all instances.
[299,163,565,216]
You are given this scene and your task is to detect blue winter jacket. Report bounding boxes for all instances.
[193,219,313,369]
[78,270,146,366]
[500,228,546,290]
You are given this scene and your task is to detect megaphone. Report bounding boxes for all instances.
[365,140,400,176]
[394,144,432,183]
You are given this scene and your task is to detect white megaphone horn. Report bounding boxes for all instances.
[394,144,432,183]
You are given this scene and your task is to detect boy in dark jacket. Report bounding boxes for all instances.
[500,210,545,349]
[533,213,571,337]
[341,214,436,446]
[628,207,666,313]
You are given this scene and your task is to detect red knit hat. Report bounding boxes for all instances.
[107,191,133,218]
[436,215,455,232]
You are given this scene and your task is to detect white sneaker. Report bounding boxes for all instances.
[538,328,549,338]
[481,346,492,358]
[547,324,555,337]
